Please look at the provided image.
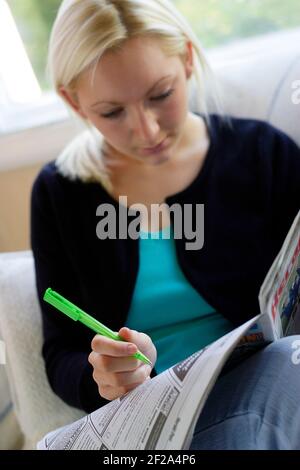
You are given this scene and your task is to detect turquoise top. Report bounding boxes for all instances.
[126,226,233,374]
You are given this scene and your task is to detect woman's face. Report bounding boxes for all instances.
[64,36,193,167]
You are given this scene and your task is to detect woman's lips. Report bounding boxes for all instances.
[142,137,169,156]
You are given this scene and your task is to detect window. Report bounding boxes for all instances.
[8,0,61,90]
[0,0,66,134]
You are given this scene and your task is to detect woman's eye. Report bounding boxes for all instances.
[151,89,174,101]
[101,109,123,119]
[100,89,174,119]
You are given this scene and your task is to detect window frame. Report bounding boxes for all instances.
[0,114,83,172]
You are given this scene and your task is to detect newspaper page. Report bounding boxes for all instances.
[259,210,300,339]
[38,314,268,451]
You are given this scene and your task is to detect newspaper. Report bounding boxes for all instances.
[37,211,300,451]
[259,211,300,339]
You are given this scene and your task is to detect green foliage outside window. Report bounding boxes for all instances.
[8,0,61,89]
[7,0,300,91]
[173,0,300,47]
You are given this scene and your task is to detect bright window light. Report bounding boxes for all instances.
[0,0,41,104]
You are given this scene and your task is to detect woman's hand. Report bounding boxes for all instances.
[88,327,157,401]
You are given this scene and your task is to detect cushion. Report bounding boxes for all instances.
[0,252,85,449]
[215,46,300,146]
[190,39,300,146]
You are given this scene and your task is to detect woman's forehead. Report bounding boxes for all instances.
[77,38,181,104]
[97,37,178,78]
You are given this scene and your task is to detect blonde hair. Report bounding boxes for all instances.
[48,0,221,191]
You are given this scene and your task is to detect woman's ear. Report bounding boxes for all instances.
[184,40,194,80]
[59,86,88,120]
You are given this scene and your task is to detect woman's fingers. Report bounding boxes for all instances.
[89,328,156,401]
[118,327,157,366]
[88,350,140,373]
[94,363,151,388]
[91,334,137,357]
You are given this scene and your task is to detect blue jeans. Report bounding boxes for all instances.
[189,336,300,450]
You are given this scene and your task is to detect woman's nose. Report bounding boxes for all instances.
[129,108,160,145]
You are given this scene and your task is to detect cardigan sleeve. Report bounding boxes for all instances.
[30,165,109,413]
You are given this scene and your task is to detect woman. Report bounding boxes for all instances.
[31,0,300,449]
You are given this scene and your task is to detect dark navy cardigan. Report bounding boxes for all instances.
[30,114,300,413]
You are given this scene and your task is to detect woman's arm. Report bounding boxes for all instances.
[31,161,158,412]
[30,165,107,413]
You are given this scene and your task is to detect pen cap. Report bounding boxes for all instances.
[43,288,80,321]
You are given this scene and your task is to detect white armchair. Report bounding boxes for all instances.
[0,252,85,450]
[0,34,299,450]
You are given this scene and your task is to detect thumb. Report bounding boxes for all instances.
[118,327,150,353]
[118,327,156,368]
[118,327,138,345]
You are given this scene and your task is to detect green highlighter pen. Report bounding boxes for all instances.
[43,288,152,366]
